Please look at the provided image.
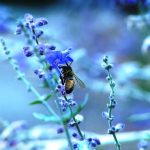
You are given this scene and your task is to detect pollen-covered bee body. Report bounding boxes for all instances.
[61,65,75,94]
[61,65,85,94]
[65,79,75,94]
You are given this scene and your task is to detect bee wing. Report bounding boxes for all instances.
[73,73,86,88]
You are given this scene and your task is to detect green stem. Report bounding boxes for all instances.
[104,61,121,150]
[63,124,74,150]
[64,95,84,140]
[112,133,121,150]
[55,98,74,150]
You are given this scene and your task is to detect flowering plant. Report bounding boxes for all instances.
[0,13,128,150]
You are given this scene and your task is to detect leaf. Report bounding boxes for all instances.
[44,94,52,101]
[30,100,42,105]
[32,94,89,124]
[30,93,52,105]
[33,112,61,123]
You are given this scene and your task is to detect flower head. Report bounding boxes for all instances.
[108,123,125,134]
[23,46,33,57]
[34,69,45,78]
[46,48,73,69]
[16,13,48,40]
[57,127,64,134]
[87,137,101,148]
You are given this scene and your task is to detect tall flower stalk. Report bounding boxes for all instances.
[102,56,125,150]
[14,13,101,150]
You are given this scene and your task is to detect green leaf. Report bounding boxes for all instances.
[32,94,89,124]
[30,100,42,105]
[44,94,52,101]
[30,94,52,105]
[33,112,61,123]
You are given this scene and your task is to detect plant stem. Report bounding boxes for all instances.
[63,95,84,140]
[55,97,74,150]
[102,57,121,150]
[26,29,74,149]
[64,124,74,150]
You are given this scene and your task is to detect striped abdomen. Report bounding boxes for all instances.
[65,79,75,94]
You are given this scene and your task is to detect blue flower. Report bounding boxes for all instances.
[32,29,44,39]
[46,48,73,69]
[114,123,125,132]
[16,13,48,40]
[108,123,125,134]
[58,97,68,112]
[57,127,64,134]
[34,69,45,78]
[23,46,33,57]
[37,43,46,55]
[24,13,48,28]
[47,45,56,50]
[72,132,78,138]
[73,143,78,149]
[87,137,101,148]
[35,18,48,27]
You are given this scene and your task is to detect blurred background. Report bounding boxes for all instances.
[0,0,150,150]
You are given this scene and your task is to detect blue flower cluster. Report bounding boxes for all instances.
[58,96,77,112]
[16,13,73,77]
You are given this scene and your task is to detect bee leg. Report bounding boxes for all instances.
[60,75,65,85]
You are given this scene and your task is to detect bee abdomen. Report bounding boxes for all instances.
[65,79,75,94]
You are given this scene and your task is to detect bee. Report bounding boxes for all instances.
[60,64,85,94]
